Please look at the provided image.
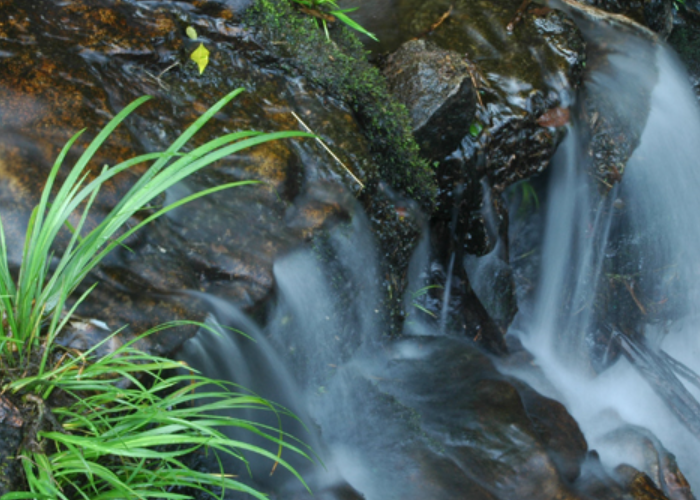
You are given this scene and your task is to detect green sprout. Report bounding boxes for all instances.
[290,0,378,41]
[469,122,483,138]
[519,180,540,216]
[410,284,443,318]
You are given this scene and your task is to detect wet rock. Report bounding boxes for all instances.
[668,11,700,99]
[575,451,669,499]
[0,0,404,354]
[246,0,437,210]
[0,396,23,496]
[463,183,519,330]
[514,382,589,482]
[496,337,692,500]
[558,2,659,192]
[379,0,586,338]
[419,157,511,354]
[575,450,686,499]
[615,464,675,500]
[601,426,696,500]
[382,39,477,160]
[283,482,366,500]
[394,0,584,188]
[575,0,674,37]
[318,335,591,500]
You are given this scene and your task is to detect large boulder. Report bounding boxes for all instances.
[0,2,429,490]
[312,336,592,500]
[0,0,419,355]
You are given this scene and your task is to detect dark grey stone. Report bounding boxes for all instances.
[382,39,477,160]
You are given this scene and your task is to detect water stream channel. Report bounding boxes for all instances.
[2,0,700,498]
[181,7,700,499]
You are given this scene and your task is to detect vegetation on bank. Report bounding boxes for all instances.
[246,0,438,211]
[0,2,431,496]
[0,89,312,499]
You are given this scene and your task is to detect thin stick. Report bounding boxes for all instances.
[412,6,453,40]
[158,61,180,79]
[661,350,700,394]
[291,111,365,189]
[507,0,532,32]
[623,280,647,315]
[468,67,484,108]
[144,71,169,91]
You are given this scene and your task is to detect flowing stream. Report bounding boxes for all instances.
[179,11,700,500]
[510,24,700,492]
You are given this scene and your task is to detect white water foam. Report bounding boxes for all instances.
[512,42,700,491]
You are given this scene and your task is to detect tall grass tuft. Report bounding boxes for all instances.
[0,88,314,499]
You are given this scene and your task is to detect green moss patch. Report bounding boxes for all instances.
[245,0,437,210]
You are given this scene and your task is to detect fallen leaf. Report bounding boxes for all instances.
[537,107,570,127]
[191,43,210,75]
[186,26,198,40]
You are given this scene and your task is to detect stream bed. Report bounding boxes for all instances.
[2,0,700,498]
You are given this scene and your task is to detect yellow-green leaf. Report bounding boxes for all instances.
[186,26,198,40]
[191,43,210,75]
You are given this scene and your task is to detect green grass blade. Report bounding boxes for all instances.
[115,88,247,206]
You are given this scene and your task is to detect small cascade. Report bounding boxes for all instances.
[177,294,320,488]
[178,203,391,496]
[179,191,565,499]
[517,125,618,368]
[509,30,700,491]
[439,252,456,333]
[177,5,700,499]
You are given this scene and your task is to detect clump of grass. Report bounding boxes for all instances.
[4,327,310,500]
[0,88,313,499]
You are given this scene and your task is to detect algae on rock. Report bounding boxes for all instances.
[245,0,438,211]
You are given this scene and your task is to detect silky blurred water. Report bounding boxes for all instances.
[512,40,700,491]
[179,4,700,497]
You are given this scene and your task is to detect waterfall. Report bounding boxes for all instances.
[510,39,700,491]
[176,10,700,499]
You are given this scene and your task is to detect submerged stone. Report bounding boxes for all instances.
[316,336,591,499]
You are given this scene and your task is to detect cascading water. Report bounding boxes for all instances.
[180,197,582,499]
[177,8,700,500]
[508,23,700,492]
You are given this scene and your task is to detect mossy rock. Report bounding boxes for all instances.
[0,0,423,353]
[244,0,438,211]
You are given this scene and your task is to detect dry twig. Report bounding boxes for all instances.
[291,111,365,189]
[412,6,454,40]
